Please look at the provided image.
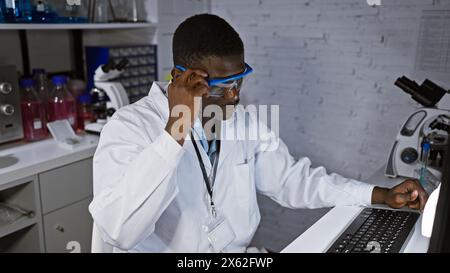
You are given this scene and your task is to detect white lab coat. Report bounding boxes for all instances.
[89,81,375,253]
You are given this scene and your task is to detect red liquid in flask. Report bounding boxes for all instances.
[21,101,48,141]
[20,79,47,142]
[47,99,76,127]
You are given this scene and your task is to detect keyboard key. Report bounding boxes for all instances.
[343,244,354,253]
[353,247,363,252]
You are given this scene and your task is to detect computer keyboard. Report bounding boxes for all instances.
[327,208,420,253]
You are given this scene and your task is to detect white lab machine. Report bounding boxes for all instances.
[385,76,450,190]
[85,59,130,134]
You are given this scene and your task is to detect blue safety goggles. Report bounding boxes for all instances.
[175,63,253,97]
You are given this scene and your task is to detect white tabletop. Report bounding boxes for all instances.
[281,166,430,253]
[0,134,99,185]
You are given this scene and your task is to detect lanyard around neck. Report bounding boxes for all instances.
[190,131,220,217]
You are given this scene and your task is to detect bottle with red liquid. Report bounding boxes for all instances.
[47,76,77,129]
[32,68,49,105]
[76,93,95,133]
[20,78,48,142]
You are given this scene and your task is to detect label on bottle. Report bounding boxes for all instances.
[36,3,45,12]
[68,116,75,126]
[33,119,42,130]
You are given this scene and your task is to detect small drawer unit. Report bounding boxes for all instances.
[42,197,92,253]
[38,158,93,214]
[38,158,94,253]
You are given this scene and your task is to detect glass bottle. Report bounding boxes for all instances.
[20,78,47,142]
[3,0,20,22]
[47,75,77,130]
[32,68,49,116]
[76,93,94,132]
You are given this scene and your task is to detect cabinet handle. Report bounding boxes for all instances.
[55,225,65,232]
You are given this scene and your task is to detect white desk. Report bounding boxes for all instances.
[281,167,430,253]
[0,134,98,185]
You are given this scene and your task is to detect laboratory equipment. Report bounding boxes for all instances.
[31,0,57,22]
[19,78,47,142]
[428,139,450,252]
[85,44,157,103]
[32,68,49,116]
[91,0,109,23]
[106,0,147,22]
[327,208,420,253]
[2,0,20,22]
[0,65,24,144]
[49,0,88,23]
[47,75,77,130]
[19,0,32,22]
[419,142,430,186]
[46,119,86,150]
[385,76,450,182]
[1,0,33,22]
[0,1,4,22]
[84,58,130,134]
[76,93,95,132]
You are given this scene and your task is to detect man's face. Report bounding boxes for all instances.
[200,55,245,120]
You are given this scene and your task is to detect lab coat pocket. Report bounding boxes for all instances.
[233,163,251,209]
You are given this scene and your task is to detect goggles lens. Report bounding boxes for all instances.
[209,78,244,97]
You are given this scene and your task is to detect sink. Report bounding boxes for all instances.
[0,155,19,169]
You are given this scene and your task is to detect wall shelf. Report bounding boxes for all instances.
[0,22,157,78]
[0,22,156,30]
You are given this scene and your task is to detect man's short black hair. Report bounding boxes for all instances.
[172,13,244,67]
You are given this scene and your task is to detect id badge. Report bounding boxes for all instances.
[203,211,236,252]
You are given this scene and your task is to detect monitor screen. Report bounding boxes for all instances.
[428,138,450,252]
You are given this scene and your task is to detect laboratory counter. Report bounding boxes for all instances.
[0,134,99,253]
[0,134,99,185]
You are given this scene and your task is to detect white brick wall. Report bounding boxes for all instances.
[212,0,450,251]
[212,0,450,180]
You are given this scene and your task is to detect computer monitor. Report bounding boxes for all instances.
[428,140,450,252]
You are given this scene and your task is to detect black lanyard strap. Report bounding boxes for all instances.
[190,131,220,216]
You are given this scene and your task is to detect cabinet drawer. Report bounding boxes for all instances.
[39,158,93,214]
[43,197,93,253]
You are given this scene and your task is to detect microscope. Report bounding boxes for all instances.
[385,76,450,184]
[85,58,130,134]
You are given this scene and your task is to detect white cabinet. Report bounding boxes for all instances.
[43,198,92,253]
[0,158,93,253]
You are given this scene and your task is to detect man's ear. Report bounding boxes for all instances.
[171,67,181,80]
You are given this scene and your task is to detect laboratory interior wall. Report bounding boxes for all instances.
[211,0,450,251]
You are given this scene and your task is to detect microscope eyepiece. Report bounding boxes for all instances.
[394,76,447,108]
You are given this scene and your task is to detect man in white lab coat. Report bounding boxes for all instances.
[89,14,428,253]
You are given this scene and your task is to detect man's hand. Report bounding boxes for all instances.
[371,180,429,211]
[165,68,209,145]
